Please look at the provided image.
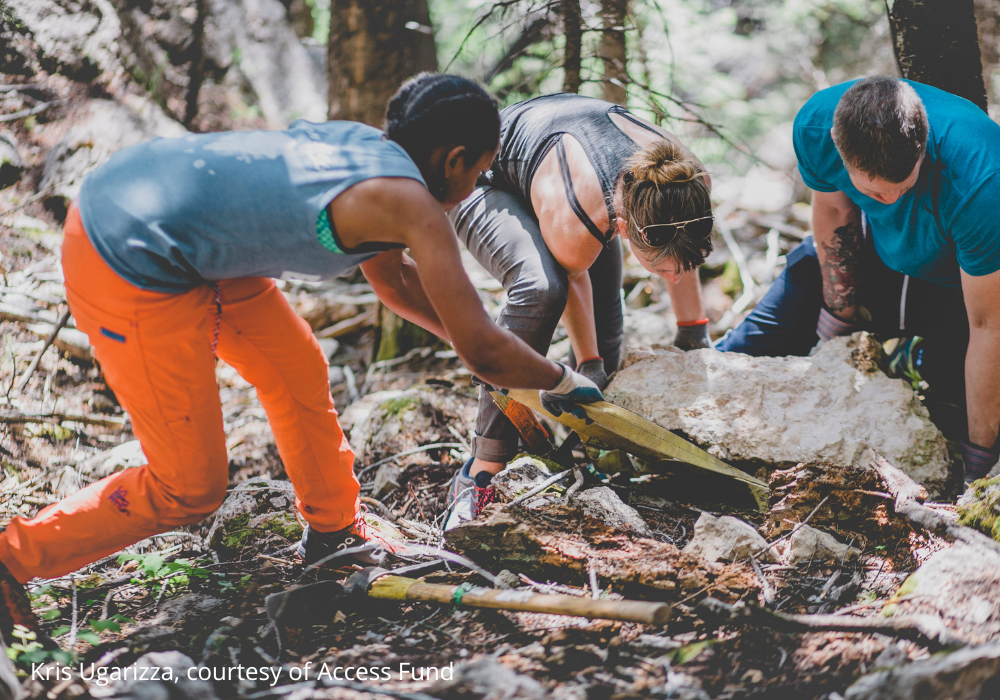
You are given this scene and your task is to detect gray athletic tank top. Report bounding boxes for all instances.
[491,93,660,244]
[79,120,424,293]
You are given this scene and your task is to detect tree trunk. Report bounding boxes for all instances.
[885,0,988,112]
[600,0,628,105]
[562,0,582,94]
[327,0,437,125]
[327,0,438,363]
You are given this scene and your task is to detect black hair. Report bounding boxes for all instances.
[385,73,500,195]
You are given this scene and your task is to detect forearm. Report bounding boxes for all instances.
[813,196,863,321]
[665,269,706,322]
[562,273,600,362]
[965,327,1000,446]
[362,253,450,340]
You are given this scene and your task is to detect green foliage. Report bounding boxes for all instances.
[957,476,1000,540]
[0,0,23,27]
[118,552,214,597]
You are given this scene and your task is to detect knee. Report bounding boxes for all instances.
[161,476,229,523]
[509,274,569,318]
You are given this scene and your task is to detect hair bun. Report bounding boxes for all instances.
[629,140,704,186]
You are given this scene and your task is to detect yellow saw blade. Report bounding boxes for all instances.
[492,389,769,511]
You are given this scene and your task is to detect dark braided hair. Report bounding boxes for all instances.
[385,73,500,200]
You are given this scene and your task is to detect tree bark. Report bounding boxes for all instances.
[327,0,437,126]
[885,0,988,112]
[327,0,437,362]
[562,0,582,94]
[600,0,628,105]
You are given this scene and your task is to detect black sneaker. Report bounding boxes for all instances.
[0,559,38,647]
[296,511,401,569]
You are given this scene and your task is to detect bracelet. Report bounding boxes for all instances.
[676,318,710,327]
[578,356,603,364]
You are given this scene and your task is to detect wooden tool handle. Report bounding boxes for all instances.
[369,576,671,626]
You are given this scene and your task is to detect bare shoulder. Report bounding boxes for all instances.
[330,177,439,249]
[531,134,611,235]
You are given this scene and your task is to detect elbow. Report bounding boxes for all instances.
[458,344,506,385]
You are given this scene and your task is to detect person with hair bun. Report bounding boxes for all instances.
[444,93,714,530]
[0,74,607,641]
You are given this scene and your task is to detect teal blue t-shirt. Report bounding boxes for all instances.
[793,79,1000,288]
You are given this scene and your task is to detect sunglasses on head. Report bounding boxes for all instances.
[635,214,715,247]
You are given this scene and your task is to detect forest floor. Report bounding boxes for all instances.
[0,33,986,700]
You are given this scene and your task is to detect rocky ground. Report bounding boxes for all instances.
[6,2,1000,699]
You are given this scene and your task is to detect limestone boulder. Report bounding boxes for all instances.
[682,512,775,563]
[604,334,950,492]
[882,541,1000,645]
[845,642,1000,700]
[787,524,860,564]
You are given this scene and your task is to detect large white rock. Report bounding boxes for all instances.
[682,512,775,563]
[788,524,860,564]
[604,334,950,491]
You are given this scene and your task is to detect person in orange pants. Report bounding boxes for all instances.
[0,74,604,642]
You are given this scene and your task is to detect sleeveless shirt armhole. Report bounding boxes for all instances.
[316,206,346,255]
[608,106,663,138]
[554,137,613,246]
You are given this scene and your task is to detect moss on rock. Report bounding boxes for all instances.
[957,475,1000,541]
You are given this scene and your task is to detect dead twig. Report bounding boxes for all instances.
[0,410,127,428]
[0,99,63,123]
[17,307,71,391]
[697,596,958,651]
[507,470,574,507]
[407,482,431,524]
[759,495,830,559]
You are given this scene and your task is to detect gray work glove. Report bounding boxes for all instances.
[673,322,711,350]
[576,358,610,391]
[539,364,604,422]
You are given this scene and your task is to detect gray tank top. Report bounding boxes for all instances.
[79,120,424,293]
[491,93,660,244]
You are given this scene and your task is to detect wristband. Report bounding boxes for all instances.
[578,356,603,366]
[816,307,860,342]
[676,318,710,327]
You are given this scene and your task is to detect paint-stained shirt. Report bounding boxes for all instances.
[79,120,424,293]
[793,79,1000,288]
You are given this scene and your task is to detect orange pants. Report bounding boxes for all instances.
[0,205,359,583]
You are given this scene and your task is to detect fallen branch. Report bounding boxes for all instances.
[355,442,463,480]
[0,99,63,123]
[314,310,375,339]
[0,411,128,429]
[697,596,958,651]
[18,307,71,390]
[860,449,1000,555]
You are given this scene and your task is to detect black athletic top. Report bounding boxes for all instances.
[491,93,660,245]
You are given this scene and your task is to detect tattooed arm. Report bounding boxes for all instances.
[812,189,864,321]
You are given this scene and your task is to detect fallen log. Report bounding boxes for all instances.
[858,449,1000,556]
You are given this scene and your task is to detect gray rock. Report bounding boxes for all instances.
[107,650,219,699]
[0,132,23,189]
[844,641,1000,700]
[574,486,651,537]
[371,463,403,500]
[429,657,549,700]
[788,525,860,564]
[82,440,148,479]
[491,456,554,503]
[682,512,775,563]
[205,478,297,551]
[882,541,1000,645]
[149,594,225,628]
[604,335,950,494]
[623,308,675,347]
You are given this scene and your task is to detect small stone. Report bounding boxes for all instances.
[491,456,555,502]
[574,486,651,536]
[682,512,775,563]
[788,524,860,564]
[318,337,339,359]
[371,463,403,499]
[495,569,519,589]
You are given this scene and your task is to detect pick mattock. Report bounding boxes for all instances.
[491,389,769,511]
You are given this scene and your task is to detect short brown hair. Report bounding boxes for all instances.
[622,140,713,271]
[832,76,928,183]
